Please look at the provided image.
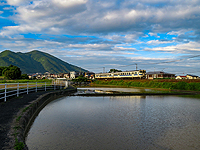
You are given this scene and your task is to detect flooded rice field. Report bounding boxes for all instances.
[26,88,200,150]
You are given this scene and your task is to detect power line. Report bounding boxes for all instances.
[83,54,200,72]
[152,55,200,65]
[116,54,200,67]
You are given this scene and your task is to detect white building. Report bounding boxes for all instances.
[70,71,78,79]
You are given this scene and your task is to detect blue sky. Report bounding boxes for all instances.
[0,0,200,75]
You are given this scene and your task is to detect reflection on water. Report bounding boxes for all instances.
[26,88,200,150]
[77,87,157,94]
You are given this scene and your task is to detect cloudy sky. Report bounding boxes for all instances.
[0,0,200,75]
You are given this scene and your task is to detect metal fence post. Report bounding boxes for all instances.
[4,83,6,102]
[45,82,46,91]
[17,83,19,97]
[36,82,37,92]
[27,82,29,94]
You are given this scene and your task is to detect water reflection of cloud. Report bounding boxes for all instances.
[109,96,146,101]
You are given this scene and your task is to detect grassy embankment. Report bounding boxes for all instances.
[93,79,200,91]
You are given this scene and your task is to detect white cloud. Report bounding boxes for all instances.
[147,40,173,45]
[1,0,200,75]
[52,0,87,8]
[167,30,189,36]
[113,47,136,51]
[1,0,199,36]
[67,44,112,51]
[144,41,200,53]
[0,25,42,37]
[149,32,160,38]
[6,0,32,5]
[3,7,14,10]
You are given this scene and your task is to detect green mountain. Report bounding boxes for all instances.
[0,50,88,74]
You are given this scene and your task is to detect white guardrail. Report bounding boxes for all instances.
[0,81,67,102]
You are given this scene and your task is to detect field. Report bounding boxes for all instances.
[0,77,52,83]
[0,82,52,89]
[0,78,53,90]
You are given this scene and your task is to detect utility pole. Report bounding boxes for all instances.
[103,67,105,73]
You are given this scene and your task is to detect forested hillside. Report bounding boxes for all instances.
[0,50,87,74]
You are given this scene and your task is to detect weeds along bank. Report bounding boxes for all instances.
[94,80,200,91]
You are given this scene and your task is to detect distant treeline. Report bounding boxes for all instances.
[94,80,200,91]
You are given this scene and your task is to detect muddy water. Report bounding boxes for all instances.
[26,88,200,150]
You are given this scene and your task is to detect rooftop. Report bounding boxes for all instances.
[146,71,175,75]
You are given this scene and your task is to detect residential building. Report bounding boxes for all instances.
[186,74,199,79]
[84,72,95,79]
[70,71,77,79]
[70,71,84,79]
[176,75,187,79]
[146,71,175,79]
[64,73,70,79]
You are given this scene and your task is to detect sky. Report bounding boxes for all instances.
[0,0,200,76]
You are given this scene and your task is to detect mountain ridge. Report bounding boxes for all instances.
[0,50,88,74]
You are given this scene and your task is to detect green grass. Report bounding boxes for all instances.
[0,78,52,83]
[94,80,200,91]
[14,138,24,150]
[22,104,33,112]
[13,126,21,130]
[16,116,21,122]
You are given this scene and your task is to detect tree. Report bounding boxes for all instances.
[72,75,88,82]
[2,67,9,75]
[0,67,7,76]
[21,74,29,79]
[3,65,21,79]
[108,69,122,73]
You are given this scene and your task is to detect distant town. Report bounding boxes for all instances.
[28,70,199,80]
[28,71,95,80]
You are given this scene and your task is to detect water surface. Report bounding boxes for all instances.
[26,88,200,150]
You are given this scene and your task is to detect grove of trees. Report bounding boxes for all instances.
[0,65,22,79]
